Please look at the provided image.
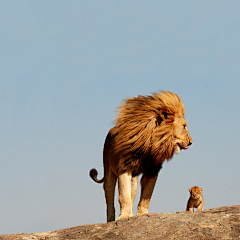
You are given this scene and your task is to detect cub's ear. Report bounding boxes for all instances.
[200,188,203,192]
[189,188,192,193]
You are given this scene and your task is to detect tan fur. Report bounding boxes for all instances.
[186,186,204,212]
[89,91,192,222]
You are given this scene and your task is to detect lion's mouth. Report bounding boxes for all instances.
[178,143,191,150]
[182,145,190,150]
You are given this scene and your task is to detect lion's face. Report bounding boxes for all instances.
[173,116,192,155]
[189,186,203,199]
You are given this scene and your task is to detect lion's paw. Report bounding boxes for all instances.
[116,213,134,221]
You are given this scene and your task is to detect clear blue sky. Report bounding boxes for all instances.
[0,1,239,235]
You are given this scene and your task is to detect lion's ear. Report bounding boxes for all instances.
[161,111,168,120]
[159,110,169,121]
[156,110,167,125]
[159,110,175,123]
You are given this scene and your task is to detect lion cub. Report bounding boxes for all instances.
[186,186,204,212]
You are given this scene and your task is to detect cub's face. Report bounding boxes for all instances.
[189,186,203,199]
[173,116,192,154]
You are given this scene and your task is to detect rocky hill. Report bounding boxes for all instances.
[1,205,240,239]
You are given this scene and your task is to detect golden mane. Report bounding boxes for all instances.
[112,91,185,173]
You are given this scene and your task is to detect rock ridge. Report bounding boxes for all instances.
[1,205,239,239]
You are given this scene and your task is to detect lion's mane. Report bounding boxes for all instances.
[112,91,185,176]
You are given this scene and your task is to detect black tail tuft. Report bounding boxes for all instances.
[89,168,104,183]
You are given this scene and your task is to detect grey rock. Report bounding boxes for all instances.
[1,205,240,239]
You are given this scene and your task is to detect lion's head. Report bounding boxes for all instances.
[113,91,192,167]
[189,186,203,200]
[173,114,192,155]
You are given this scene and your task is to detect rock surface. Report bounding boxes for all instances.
[1,205,240,240]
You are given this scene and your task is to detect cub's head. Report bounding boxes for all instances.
[173,115,193,155]
[189,186,203,199]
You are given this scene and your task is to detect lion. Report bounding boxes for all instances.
[89,91,192,222]
[186,186,204,212]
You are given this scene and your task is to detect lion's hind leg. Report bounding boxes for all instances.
[104,169,117,222]
[136,173,158,216]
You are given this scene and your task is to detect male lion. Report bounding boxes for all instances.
[89,91,192,222]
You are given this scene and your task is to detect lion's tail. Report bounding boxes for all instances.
[89,168,104,183]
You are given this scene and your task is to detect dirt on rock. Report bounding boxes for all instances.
[1,205,240,239]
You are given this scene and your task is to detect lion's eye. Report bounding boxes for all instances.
[183,125,186,129]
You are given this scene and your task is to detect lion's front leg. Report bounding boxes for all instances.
[136,173,158,216]
[197,201,203,212]
[116,172,133,220]
[131,175,138,205]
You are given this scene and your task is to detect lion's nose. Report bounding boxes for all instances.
[188,140,192,146]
